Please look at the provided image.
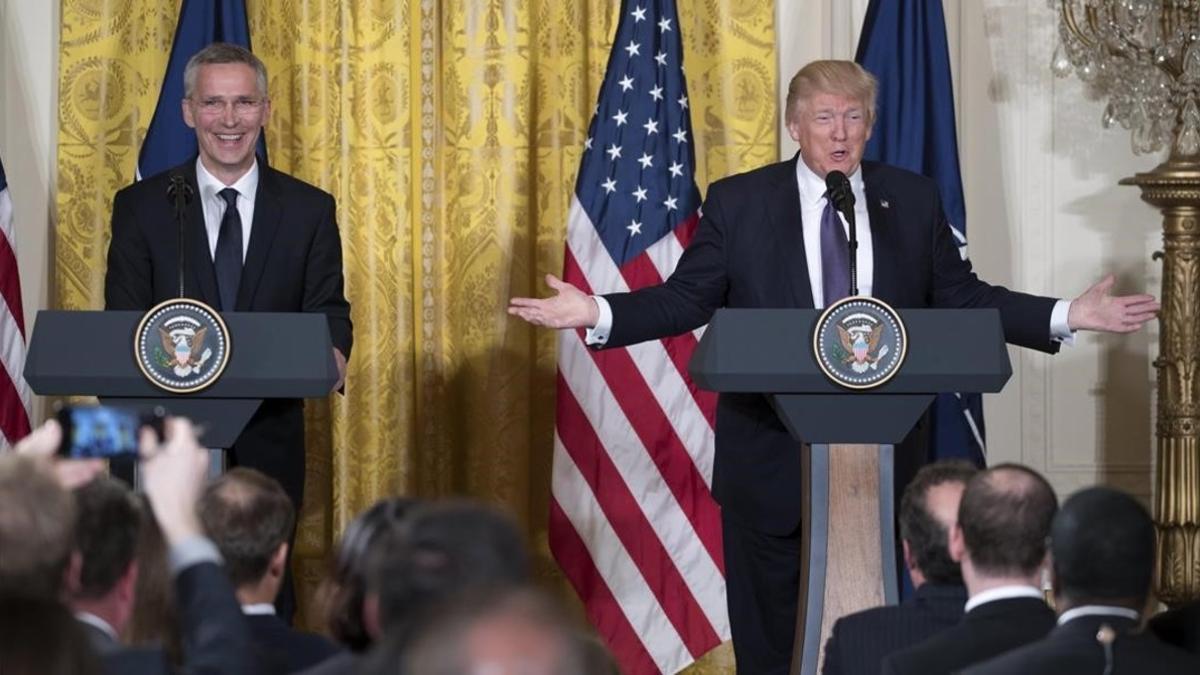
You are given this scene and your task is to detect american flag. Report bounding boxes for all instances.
[0,154,32,450]
[548,2,728,672]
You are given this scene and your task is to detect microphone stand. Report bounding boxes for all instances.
[166,175,193,299]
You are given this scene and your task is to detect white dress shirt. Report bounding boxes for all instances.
[74,610,119,641]
[586,157,1076,346]
[241,602,277,616]
[195,157,258,262]
[964,584,1046,613]
[1057,605,1140,626]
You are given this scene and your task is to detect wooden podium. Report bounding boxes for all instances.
[689,308,1011,675]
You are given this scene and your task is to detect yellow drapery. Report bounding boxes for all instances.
[56,1,775,670]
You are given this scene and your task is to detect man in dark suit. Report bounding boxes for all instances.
[883,464,1058,675]
[510,59,1157,673]
[822,460,976,675]
[104,42,353,514]
[199,467,341,673]
[965,487,1200,674]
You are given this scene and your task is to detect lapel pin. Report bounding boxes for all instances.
[880,199,890,209]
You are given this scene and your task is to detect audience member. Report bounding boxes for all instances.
[0,594,101,675]
[199,467,341,672]
[965,487,1200,674]
[300,497,420,675]
[1150,600,1200,656]
[823,460,977,675]
[361,587,587,675]
[70,476,144,653]
[0,452,78,599]
[123,494,182,666]
[884,464,1058,675]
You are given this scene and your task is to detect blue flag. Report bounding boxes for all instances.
[137,0,264,179]
[856,0,986,468]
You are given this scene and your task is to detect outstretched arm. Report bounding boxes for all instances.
[508,274,600,329]
[1067,274,1159,334]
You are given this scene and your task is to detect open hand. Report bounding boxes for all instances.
[508,274,599,329]
[1067,274,1159,334]
[139,418,209,545]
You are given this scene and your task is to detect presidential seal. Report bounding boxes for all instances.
[134,299,231,394]
[812,296,907,390]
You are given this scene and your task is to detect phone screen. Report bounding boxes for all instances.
[57,407,147,460]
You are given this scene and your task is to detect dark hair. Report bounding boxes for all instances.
[0,456,76,598]
[72,476,143,599]
[958,463,1058,577]
[198,468,294,588]
[0,595,101,675]
[1052,487,1155,605]
[368,500,531,639]
[322,497,419,651]
[899,460,977,585]
[125,493,182,666]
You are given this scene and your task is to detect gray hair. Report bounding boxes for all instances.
[183,42,268,99]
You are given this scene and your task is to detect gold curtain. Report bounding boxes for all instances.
[56,1,775,670]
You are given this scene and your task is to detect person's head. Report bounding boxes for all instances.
[123,493,182,665]
[0,455,77,599]
[365,500,531,644]
[951,464,1058,588]
[1051,487,1155,613]
[0,594,101,675]
[70,476,143,633]
[198,468,294,599]
[321,497,419,651]
[784,60,877,179]
[362,587,586,675]
[181,42,270,185]
[899,460,978,587]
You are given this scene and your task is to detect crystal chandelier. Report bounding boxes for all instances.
[1052,0,1200,156]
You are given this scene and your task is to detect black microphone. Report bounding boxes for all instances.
[824,170,859,296]
[166,174,194,298]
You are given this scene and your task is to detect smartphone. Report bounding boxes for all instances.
[55,405,166,460]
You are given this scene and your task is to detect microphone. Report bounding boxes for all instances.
[166,174,194,298]
[824,170,859,296]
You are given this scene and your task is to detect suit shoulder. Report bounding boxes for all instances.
[264,167,334,202]
[862,161,940,195]
[707,159,794,196]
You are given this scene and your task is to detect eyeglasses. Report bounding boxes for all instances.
[191,96,266,117]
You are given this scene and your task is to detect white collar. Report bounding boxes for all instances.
[241,602,276,616]
[74,611,119,641]
[965,585,1044,613]
[1058,605,1140,626]
[195,156,259,206]
[794,154,865,209]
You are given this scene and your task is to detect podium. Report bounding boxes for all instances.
[24,310,336,454]
[689,307,1011,675]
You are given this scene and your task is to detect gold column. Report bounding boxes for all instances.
[1121,161,1200,606]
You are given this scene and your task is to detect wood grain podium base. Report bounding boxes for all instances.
[791,443,898,675]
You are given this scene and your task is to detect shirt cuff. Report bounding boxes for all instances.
[167,535,223,576]
[1050,299,1075,346]
[584,295,612,346]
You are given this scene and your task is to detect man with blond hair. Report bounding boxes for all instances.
[509,59,1157,673]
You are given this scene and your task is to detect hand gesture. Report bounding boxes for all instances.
[508,274,599,329]
[139,418,209,546]
[1067,274,1159,334]
[14,420,105,489]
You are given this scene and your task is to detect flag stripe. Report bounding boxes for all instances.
[551,455,680,674]
[0,179,32,448]
[556,357,724,654]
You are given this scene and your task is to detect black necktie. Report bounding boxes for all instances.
[214,187,243,312]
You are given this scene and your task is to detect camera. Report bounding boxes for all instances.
[55,405,166,460]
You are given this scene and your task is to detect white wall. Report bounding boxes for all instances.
[777,0,1159,501]
[1,0,58,424]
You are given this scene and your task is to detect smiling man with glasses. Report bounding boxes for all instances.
[104,42,353,624]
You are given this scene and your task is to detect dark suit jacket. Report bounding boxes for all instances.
[80,561,256,675]
[104,160,353,507]
[1150,601,1200,655]
[964,614,1200,675]
[602,157,1059,535]
[883,596,1057,675]
[245,613,341,673]
[823,583,967,675]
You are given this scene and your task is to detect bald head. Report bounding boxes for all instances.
[957,464,1058,578]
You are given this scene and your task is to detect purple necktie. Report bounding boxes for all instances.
[820,195,850,306]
